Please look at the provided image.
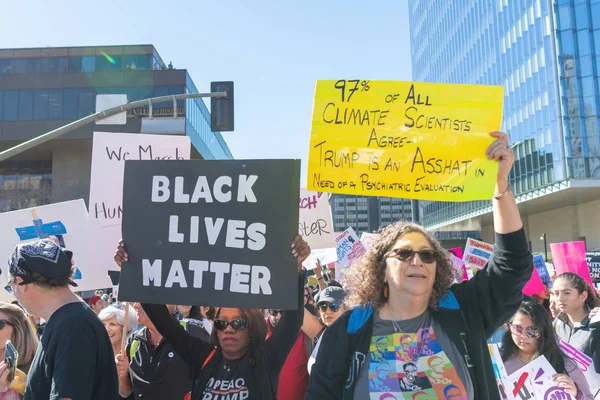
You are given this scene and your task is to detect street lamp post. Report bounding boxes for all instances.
[0,91,227,162]
[540,232,548,261]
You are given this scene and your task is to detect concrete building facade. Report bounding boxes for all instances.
[0,45,233,212]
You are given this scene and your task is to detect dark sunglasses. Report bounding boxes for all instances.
[0,320,13,330]
[509,324,540,339]
[214,318,248,332]
[318,302,340,312]
[387,249,437,264]
[269,310,283,317]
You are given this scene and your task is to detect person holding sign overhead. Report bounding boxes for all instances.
[114,235,310,400]
[306,132,534,400]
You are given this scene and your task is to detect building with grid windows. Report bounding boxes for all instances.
[409,0,600,252]
[0,44,233,212]
[330,194,412,235]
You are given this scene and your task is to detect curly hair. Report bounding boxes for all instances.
[344,221,455,310]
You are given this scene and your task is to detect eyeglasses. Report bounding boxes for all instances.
[269,310,283,317]
[214,318,248,332]
[387,249,437,264]
[318,302,340,313]
[509,324,540,339]
[304,294,310,298]
[0,320,13,330]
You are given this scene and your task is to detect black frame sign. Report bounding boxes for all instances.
[118,159,301,309]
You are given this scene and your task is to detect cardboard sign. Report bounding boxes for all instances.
[118,159,301,309]
[532,255,552,288]
[302,248,337,270]
[463,238,494,269]
[551,241,593,287]
[587,252,600,283]
[559,339,600,392]
[298,188,335,250]
[360,232,379,251]
[0,200,113,299]
[507,356,573,399]
[335,227,367,269]
[307,80,504,201]
[88,132,191,272]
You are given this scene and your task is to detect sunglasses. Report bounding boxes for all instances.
[269,310,283,317]
[0,320,13,330]
[387,249,437,264]
[213,318,248,332]
[318,302,340,312]
[509,323,540,339]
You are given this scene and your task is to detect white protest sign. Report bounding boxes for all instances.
[298,189,335,250]
[360,232,379,251]
[88,132,191,271]
[0,200,113,296]
[302,248,338,270]
[463,237,494,269]
[335,227,367,283]
[559,339,600,393]
[488,344,512,399]
[507,355,572,400]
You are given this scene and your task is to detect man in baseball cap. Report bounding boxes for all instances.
[6,239,118,399]
[88,296,107,315]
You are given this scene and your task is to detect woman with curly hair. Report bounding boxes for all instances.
[306,132,533,400]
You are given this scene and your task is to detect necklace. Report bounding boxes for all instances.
[223,358,239,372]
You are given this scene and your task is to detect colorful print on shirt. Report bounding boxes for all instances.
[368,326,467,400]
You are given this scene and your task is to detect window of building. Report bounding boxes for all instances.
[13,59,27,74]
[69,57,83,72]
[82,56,95,72]
[41,57,68,73]
[136,54,151,70]
[48,89,63,120]
[3,91,18,121]
[78,88,95,118]
[0,59,12,73]
[578,30,591,56]
[63,89,78,120]
[18,90,33,120]
[34,90,48,120]
[27,58,40,73]
[575,4,589,30]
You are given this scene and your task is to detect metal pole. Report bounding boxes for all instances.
[0,92,227,162]
[543,233,548,262]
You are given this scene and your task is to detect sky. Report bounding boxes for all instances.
[0,0,413,180]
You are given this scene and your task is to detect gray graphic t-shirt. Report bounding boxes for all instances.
[353,311,474,400]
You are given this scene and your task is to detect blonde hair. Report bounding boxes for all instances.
[0,302,39,369]
[344,221,454,310]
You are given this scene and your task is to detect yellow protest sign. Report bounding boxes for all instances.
[307,80,504,201]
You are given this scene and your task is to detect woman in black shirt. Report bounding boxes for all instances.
[114,235,310,400]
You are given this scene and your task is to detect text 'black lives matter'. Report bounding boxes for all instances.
[118,159,301,309]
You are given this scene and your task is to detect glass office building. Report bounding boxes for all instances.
[409,0,600,230]
[330,194,412,235]
[0,45,233,212]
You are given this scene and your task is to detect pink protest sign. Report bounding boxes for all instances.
[522,267,546,296]
[551,241,593,287]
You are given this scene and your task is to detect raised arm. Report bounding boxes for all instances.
[453,132,532,336]
[302,308,324,341]
[141,303,214,371]
[264,235,310,371]
[113,241,213,372]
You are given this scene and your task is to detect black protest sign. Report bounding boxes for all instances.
[118,159,301,309]
[587,252,600,283]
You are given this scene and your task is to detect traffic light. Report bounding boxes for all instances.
[211,81,234,132]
